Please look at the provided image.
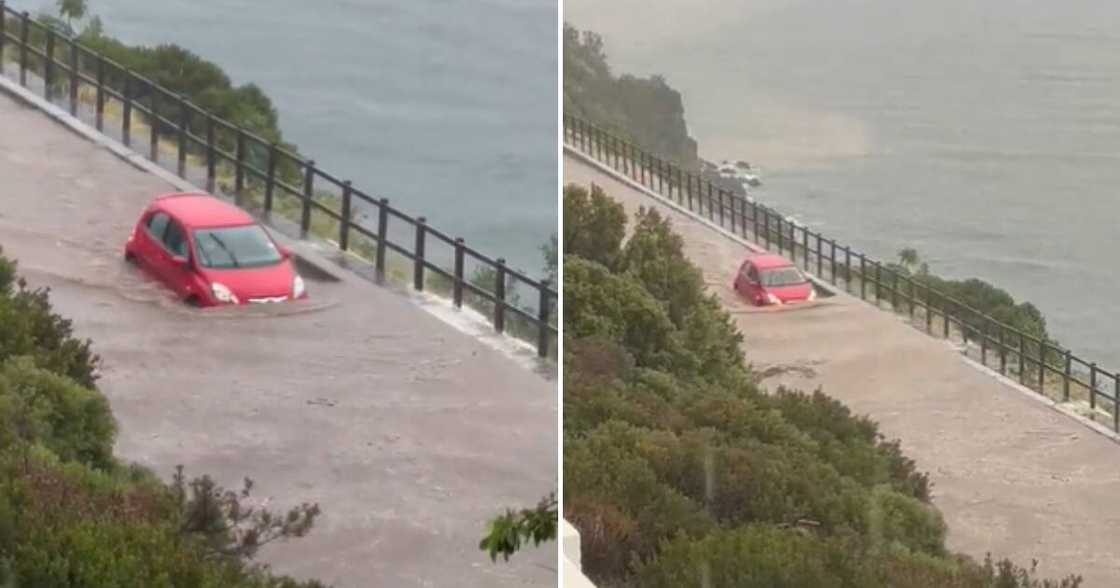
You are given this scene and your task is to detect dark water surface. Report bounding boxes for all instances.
[567,0,1120,368]
[43,0,558,277]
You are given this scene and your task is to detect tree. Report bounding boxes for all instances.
[57,0,86,28]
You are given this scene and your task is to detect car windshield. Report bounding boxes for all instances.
[193,225,282,269]
[759,265,807,287]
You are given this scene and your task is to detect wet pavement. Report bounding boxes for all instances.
[566,152,1120,587]
[0,90,557,587]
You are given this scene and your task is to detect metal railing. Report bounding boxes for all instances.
[564,113,1120,429]
[0,3,557,358]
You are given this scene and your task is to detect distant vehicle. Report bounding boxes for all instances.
[733,253,815,306]
[124,192,307,307]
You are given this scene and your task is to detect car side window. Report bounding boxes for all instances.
[747,264,759,283]
[163,221,189,258]
[147,212,170,240]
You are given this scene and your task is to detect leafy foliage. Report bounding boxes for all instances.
[479,493,557,562]
[562,185,1081,587]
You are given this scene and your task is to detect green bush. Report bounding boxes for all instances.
[0,248,99,389]
[0,357,116,470]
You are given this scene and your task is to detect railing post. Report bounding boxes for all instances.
[375,198,389,282]
[751,201,760,240]
[537,281,552,358]
[177,94,188,178]
[339,181,352,251]
[264,143,278,214]
[1114,376,1119,431]
[844,246,852,291]
[891,270,898,310]
[802,226,810,271]
[413,217,426,291]
[1038,339,1046,392]
[942,295,950,339]
[44,28,55,100]
[18,11,28,87]
[908,277,915,319]
[149,86,160,162]
[775,217,783,256]
[494,259,507,333]
[874,261,881,305]
[830,240,837,283]
[453,238,465,308]
[205,114,216,192]
[1063,349,1072,402]
[999,328,1006,374]
[0,2,6,63]
[817,234,824,277]
[980,321,988,366]
[300,160,316,236]
[68,39,78,115]
[95,56,105,131]
[121,72,132,145]
[1018,332,1026,385]
[1090,363,1098,410]
[859,254,867,299]
[926,283,934,333]
[234,127,246,202]
[706,183,715,221]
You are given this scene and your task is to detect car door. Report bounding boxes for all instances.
[136,210,170,271]
[157,218,196,298]
[742,263,761,301]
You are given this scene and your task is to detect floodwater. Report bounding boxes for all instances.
[566,0,1120,368]
[34,0,558,277]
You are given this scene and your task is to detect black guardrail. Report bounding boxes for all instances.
[0,3,557,359]
[564,113,1120,430]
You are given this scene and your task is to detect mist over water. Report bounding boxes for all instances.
[567,0,1120,368]
[44,0,557,277]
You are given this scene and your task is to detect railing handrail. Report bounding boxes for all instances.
[564,112,1120,426]
[0,2,557,358]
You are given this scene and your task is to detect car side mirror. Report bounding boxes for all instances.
[277,245,292,259]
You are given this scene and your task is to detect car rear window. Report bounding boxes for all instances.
[760,266,807,287]
[193,225,282,269]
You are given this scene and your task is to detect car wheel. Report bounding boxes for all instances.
[124,250,137,264]
[185,296,202,308]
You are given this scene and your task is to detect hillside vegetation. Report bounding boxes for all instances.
[562,183,1080,588]
[563,24,698,169]
[0,247,326,587]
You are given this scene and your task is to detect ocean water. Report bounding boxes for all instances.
[566,0,1120,369]
[37,0,558,278]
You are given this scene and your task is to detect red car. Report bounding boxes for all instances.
[733,253,815,306]
[124,192,307,307]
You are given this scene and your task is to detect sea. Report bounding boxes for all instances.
[566,0,1120,369]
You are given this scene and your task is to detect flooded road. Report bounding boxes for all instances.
[566,151,1120,586]
[0,90,557,587]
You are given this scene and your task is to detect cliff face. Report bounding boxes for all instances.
[563,24,699,169]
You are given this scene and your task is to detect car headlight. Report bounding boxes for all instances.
[766,292,782,305]
[808,288,817,301]
[292,275,305,299]
[211,282,239,304]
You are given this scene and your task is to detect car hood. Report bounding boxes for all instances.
[199,261,295,300]
[765,282,814,303]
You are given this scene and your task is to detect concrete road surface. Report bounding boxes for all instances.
[0,89,557,587]
[566,152,1120,586]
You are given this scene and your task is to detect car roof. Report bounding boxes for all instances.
[153,192,256,229]
[746,253,795,269]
